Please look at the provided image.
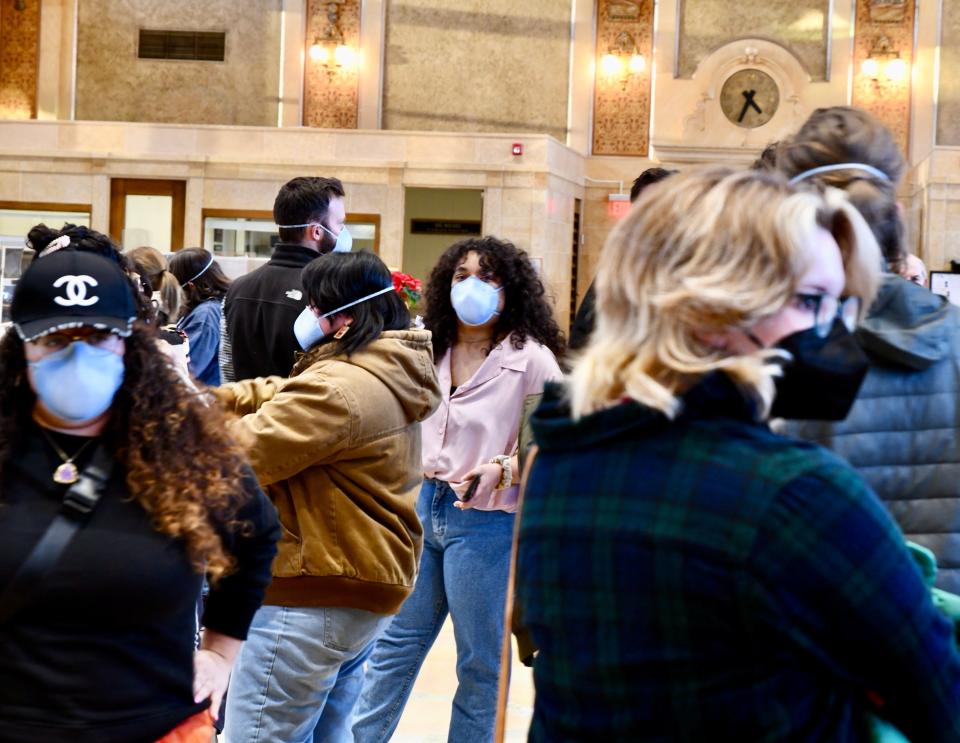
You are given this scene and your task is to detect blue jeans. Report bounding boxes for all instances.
[353,478,515,743]
[222,605,390,743]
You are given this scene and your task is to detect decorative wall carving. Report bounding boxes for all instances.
[303,0,360,129]
[592,0,654,156]
[675,39,808,151]
[0,0,40,119]
[851,0,915,155]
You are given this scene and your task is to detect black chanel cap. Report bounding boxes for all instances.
[11,249,137,341]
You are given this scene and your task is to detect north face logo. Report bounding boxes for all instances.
[286,289,303,301]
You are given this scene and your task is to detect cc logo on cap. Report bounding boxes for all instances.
[53,275,99,307]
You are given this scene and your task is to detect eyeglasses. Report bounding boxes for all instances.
[35,331,119,353]
[794,293,861,338]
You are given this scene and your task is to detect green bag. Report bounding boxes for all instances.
[867,542,960,742]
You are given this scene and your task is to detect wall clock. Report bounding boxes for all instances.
[719,68,780,129]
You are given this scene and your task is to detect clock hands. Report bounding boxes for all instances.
[737,90,763,122]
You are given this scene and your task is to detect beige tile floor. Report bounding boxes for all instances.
[390,618,534,742]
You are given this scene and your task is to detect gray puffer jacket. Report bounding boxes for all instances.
[781,274,960,594]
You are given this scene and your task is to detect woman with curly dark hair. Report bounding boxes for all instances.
[0,247,280,742]
[355,236,563,743]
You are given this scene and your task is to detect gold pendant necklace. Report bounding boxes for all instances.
[40,428,96,485]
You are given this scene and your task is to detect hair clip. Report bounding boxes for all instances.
[38,234,72,258]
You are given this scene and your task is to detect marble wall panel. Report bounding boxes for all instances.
[852,0,914,156]
[303,0,360,128]
[592,0,654,156]
[938,0,960,145]
[677,0,829,80]
[382,0,571,140]
[75,0,281,126]
[0,0,40,119]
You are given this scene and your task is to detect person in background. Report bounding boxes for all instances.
[774,107,960,593]
[354,236,564,743]
[221,176,349,382]
[901,253,928,287]
[170,248,230,386]
[568,167,676,352]
[518,166,960,741]
[0,248,280,742]
[215,251,441,743]
[126,245,184,325]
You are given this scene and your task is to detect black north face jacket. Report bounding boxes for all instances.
[222,243,320,381]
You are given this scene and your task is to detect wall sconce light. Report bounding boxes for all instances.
[599,31,645,90]
[862,35,907,84]
[308,1,356,75]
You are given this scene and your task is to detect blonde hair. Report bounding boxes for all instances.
[126,246,184,324]
[568,167,881,420]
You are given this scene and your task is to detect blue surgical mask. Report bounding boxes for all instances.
[29,341,125,422]
[292,284,396,351]
[320,223,353,253]
[450,275,502,326]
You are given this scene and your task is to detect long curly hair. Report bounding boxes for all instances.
[0,324,250,582]
[423,236,565,360]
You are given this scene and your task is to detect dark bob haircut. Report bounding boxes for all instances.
[301,251,410,357]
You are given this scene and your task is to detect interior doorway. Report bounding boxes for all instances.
[109,179,186,251]
[401,188,483,302]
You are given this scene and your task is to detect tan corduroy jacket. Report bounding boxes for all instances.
[213,329,441,615]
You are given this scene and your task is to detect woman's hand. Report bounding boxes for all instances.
[193,649,231,713]
[455,462,502,510]
[194,630,242,713]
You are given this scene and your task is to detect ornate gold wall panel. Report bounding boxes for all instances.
[678,0,829,81]
[303,0,360,129]
[0,0,40,119]
[591,0,653,156]
[75,0,281,126]
[851,0,914,156]
[381,0,570,140]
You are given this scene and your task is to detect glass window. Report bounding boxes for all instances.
[202,213,381,271]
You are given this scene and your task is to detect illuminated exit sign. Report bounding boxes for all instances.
[607,193,630,218]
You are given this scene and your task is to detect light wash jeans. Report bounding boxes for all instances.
[222,604,390,743]
[353,478,515,743]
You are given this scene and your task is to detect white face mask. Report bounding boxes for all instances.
[292,285,395,351]
[450,275,502,326]
[277,221,352,253]
[320,223,353,253]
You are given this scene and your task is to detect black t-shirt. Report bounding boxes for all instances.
[0,422,280,743]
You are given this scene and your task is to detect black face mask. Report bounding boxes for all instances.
[769,319,869,421]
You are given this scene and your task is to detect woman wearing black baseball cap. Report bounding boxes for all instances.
[0,247,280,742]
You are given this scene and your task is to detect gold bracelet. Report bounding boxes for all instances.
[489,455,513,490]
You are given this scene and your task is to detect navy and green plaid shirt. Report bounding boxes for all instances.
[518,374,960,742]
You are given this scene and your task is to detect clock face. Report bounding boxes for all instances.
[719,68,780,129]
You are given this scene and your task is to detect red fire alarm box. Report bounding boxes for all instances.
[512,143,523,156]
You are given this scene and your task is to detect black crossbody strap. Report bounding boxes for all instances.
[0,443,114,624]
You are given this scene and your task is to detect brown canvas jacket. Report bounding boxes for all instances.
[214,329,441,614]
